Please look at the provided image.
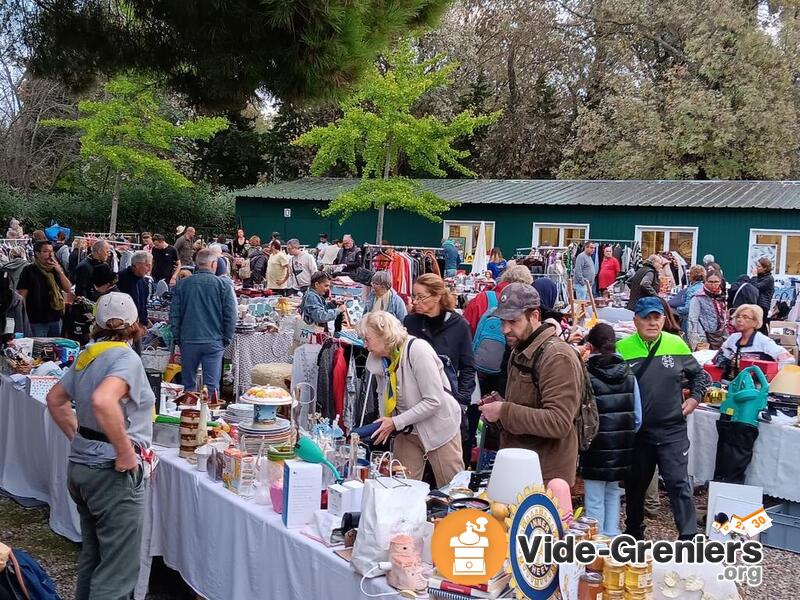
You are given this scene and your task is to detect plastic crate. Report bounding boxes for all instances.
[760,502,800,553]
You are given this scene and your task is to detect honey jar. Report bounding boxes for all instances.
[624,561,653,592]
[579,572,604,600]
[603,590,625,600]
[603,558,626,591]
[587,541,608,572]
[577,516,599,538]
[593,534,612,544]
[571,522,592,539]
[623,590,652,600]
[568,528,589,542]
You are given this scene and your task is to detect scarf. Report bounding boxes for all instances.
[373,290,391,313]
[382,346,403,416]
[34,257,65,313]
[75,341,128,371]
[704,286,727,323]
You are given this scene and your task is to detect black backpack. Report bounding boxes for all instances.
[530,337,599,452]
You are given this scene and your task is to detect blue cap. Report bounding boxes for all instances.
[634,297,665,318]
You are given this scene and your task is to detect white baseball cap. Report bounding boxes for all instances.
[95,292,139,329]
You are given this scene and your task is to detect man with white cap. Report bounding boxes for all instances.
[478,282,584,485]
[46,292,155,600]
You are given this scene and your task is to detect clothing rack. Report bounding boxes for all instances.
[363,243,442,252]
[75,236,142,248]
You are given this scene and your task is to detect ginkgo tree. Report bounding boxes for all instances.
[43,74,227,232]
[294,42,501,243]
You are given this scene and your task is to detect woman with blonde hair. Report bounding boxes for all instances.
[359,311,464,487]
[715,304,793,376]
[487,247,507,280]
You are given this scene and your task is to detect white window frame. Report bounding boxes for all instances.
[634,225,698,265]
[748,228,800,276]
[442,220,496,256]
[531,222,591,248]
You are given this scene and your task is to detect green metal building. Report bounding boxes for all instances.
[236,178,800,278]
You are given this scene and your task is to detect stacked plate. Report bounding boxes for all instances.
[223,403,254,424]
[237,417,294,453]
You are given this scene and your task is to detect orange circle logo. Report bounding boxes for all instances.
[431,508,507,586]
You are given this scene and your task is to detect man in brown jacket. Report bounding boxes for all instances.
[479,283,583,485]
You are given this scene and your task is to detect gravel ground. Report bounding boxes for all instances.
[2,489,798,599]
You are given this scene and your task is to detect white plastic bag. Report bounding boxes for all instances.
[351,476,430,576]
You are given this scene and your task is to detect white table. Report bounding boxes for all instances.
[135,448,392,600]
[687,406,800,502]
[0,375,81,542]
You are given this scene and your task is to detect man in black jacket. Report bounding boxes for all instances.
[74,240,110,301]
[617,297,710,540]
[335,234,362,275]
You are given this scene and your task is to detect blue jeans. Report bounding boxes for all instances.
[30,320,62,337]
[180,341,225,394]
[583,479,622,536]
[574,284,589,301]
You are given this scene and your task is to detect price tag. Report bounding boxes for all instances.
[4,318,14,334]
[739,508,773,537]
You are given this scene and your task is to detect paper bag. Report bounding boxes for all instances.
[351,477,430,576]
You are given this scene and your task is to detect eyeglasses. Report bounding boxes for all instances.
[410,294,431,304]
[735,314,756,322]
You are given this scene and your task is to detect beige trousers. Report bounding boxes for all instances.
[393,432,464,488]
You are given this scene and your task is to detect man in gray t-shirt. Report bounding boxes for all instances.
[46,292,155,600]
[572,241,596,301]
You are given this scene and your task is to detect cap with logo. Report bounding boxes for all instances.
[493,283,541,321]
[634,297,666,318]
[95,292,139,329]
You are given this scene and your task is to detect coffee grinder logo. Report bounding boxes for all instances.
[431,508,507,586]
[508,487,564,600]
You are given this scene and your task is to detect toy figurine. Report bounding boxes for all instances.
[386,534,427,593]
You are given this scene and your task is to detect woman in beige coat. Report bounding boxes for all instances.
[360,311,464,487]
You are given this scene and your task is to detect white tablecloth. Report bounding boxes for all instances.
[687,406,800,501]
[0,375,81,542]
[223,331,294,397]
[135,448,392,600]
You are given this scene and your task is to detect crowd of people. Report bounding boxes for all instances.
[3,221,790,598]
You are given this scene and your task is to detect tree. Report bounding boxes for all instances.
[23,0,451,110]
[42,74,227,232]
[294,41,501,243]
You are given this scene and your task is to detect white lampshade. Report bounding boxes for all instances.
[487,448,543,505]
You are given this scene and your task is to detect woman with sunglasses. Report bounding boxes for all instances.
[404,273,476,465]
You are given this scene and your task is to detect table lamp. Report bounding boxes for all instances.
[487,448,543,505]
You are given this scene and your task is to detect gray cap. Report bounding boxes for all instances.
[493,283,541,320]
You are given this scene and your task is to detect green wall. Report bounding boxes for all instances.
[236,196,800,277]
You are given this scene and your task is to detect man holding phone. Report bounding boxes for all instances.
[17,240,73,337]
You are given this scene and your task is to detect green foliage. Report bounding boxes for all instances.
[193,114,270,189]
[0,180,234,236]
[321,177,454,223]
[25,0,451,110]
[294,41,500,237]
[42,74,228,187]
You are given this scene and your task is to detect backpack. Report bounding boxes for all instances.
[530,337,599,452]
[0,548,62,600]
[472,292,507,374]
[238,256,252,280]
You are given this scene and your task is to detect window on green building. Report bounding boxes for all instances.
[442,221,495,262]
[635,226,697,264]
[751,230,800,275]
[532,223,590,248]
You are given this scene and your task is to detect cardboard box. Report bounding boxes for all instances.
[769,321,799,347]
[283,460,322,528]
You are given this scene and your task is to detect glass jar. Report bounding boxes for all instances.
[603,558,626,591]
[577,516,599,539]
[568,528,589,542]
[603,590,625,600]
[623,590,651,600]
[267,444,295,513]
[624,561,653,592]
[579,572,604,600]
[587,541,608,572]
[570,522,592,539]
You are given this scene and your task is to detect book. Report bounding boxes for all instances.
[429,570,511,595]
[427,579,491,599]
[428,588,481,600]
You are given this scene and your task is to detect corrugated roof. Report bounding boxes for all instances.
[236,178,800,210]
